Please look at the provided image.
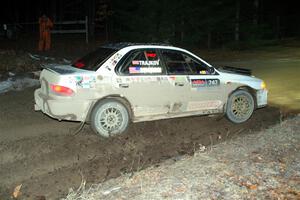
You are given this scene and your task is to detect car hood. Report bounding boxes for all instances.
[217,70,263,90]
[215,65,252,76]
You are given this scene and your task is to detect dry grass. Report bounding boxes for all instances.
[63,115,300,200]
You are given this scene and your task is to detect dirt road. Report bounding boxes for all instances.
[63,116,300,200]
[0,87,281,199]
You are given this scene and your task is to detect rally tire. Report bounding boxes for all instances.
[91,99,130,138]
[226,90,255,123]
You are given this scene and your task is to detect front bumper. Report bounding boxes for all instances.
[256,89,268,108]
[34,88,92,121]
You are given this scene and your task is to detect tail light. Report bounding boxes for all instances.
[50,84,74,96]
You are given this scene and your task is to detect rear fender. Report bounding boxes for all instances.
[84,95,133,123]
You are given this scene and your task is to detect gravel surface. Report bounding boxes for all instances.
[64,115,300,200]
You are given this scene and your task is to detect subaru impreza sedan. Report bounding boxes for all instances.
[34,43,267,137]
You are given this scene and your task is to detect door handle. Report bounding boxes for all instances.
[119,83,129,88]
[175,82,185,86]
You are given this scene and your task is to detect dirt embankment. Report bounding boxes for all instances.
[0,87,282,200]
[64,115,300,200]
[0,50,40,75]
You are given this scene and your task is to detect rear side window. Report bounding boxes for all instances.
[72,48,116,71]
[118,49,164,75]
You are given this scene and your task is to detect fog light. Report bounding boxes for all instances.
[261,81,267,90]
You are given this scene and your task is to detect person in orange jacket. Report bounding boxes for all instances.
[38,14,53,51]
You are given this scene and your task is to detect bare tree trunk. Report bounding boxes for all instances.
[207,31,211,49]
[180,17,184,44]
[87,0,96,38]
[235,0,240,43]
[51,0,57,21]
[172,23,176,43]
[253,0,259,26]
[276,15,281,40]
[105,20,109,41]
[13,0,19,23]
[59,0,64,21]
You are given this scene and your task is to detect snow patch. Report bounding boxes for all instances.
[0,77,40,94]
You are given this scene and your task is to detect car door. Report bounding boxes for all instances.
[160,49,191,115]
[161,49,225,115]
[182,52,225,113]
[115,49,171,120]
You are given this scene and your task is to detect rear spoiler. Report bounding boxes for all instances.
[40,64,78,75]
[216,66,252,76]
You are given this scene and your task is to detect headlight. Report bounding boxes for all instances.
[261,81,267,90]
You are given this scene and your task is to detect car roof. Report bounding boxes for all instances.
[100,42,213,68]
[101,42,173,50]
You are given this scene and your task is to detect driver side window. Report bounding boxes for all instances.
[161,49,211,75]
[182,54,210,75]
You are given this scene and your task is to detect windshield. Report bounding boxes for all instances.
[72,48,117,71]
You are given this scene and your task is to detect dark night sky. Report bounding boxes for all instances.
[1,0,88,23]
[1,0,299,45]
[1,0,299,23]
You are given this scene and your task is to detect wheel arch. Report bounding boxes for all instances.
[85,95,134,123]
[227,85,257,110]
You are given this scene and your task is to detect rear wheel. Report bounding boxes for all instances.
[226,90,255,123]
[91,99,130,137]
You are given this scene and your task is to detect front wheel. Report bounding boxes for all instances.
[226,90,255,123]
[91,99,130,138]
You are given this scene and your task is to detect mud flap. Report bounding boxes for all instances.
[34,104,41,111]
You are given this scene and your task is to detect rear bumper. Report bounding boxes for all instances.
[34,89,92,121]
[256,89,268,108]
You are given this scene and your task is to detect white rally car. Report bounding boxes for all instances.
[34,43,267,137]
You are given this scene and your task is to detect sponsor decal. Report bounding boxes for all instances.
[142,67,162,73]
[144,77,153,82]
[129,66,141,74]
[191,79,220,87]
[169,76,187,86]
[120,76,162,83]
[187,100,222,111]
[206,79,220,86]
[169,76,186,81]
[116,78,122,83]
[71,75,96,88]
[105,66,111,71]
[191,79,206,87]
[129,67,162,74]
[110,53,123,66]
[132,60,140,65]
[131,60,160,66]
[112,53,122,60]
